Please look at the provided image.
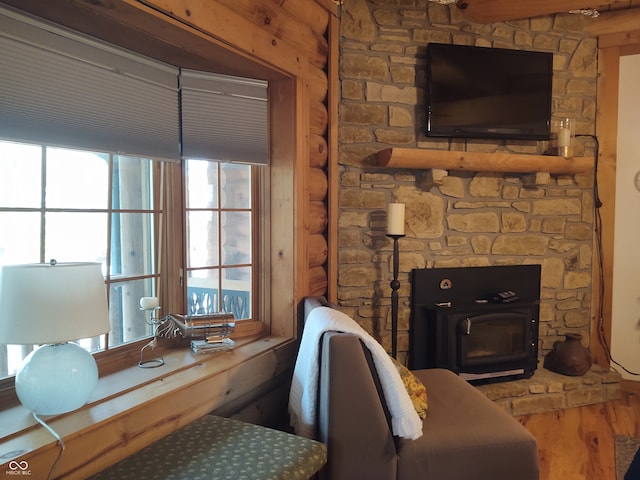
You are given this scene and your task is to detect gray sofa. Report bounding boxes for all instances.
[304,296,539,480]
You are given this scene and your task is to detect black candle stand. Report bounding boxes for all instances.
[386,233,405,358]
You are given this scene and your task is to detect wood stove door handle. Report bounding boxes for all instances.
[463,317,471,335]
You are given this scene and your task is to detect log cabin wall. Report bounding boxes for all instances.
[0,0,338,475]
[337,0,600,364]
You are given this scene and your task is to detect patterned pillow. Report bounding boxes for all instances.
[390,357,428,419]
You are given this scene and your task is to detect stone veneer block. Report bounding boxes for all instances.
[339,1,602,373]
[511,393,566,416]
[493,398,512,413]
[562,377,583,390]
[476,380,529,400]
[528,383,546,394]
[603,371,623,383]
[566,386,606,407]
[606,383,622,400]
[547,379,565,393]
[475,367,622,416]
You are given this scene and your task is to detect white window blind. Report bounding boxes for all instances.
[0,5,179,161]
[0,6,179,161]
[180,69,268,164]
[0,6,269,165]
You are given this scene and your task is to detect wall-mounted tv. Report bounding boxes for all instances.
[426,43,553,141]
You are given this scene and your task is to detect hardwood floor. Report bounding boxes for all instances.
[517,392,640,480]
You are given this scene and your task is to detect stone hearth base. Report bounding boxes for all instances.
[475,366,622,416]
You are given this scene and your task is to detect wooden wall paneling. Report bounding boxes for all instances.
[312,0,341,18]
[309,75,329,105]
[269,78,300,338]
[456,0,630,23]
[308,266,328,296]
[307,201,329,235]
[326,10,340,303]
[213,0,329,69]
[308,64,330,93]
[309,134,329,168]
[294,73,314,310]
[307,59,330,304]
[597,30,640,48]
[216,375,292,428]
[310,100,329,136]
[308,167,329,201]
[160,162,186,317]
[306,57,329,304]
[588,7,640,36]
[140,0,308,77]
[591,45,620,367]
[308,234,329,269]
[620,43,640,55]
[0,0,282,79]
[279,0,332,34]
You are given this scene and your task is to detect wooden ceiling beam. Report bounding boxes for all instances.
[0,0,295,80]
[588,6,640,35]
[455,0,629,23]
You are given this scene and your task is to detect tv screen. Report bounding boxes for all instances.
[426,43,553,140]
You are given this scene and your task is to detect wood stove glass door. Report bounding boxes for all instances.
[458,311,531,368]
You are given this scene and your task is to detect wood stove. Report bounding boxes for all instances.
[410,265,540,384]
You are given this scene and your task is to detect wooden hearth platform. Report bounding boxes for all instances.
[475,366,621,416]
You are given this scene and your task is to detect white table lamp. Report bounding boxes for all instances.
[0,261,110,415]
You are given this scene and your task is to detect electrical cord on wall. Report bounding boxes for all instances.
[577,134,640,377]
[32,412,65,480]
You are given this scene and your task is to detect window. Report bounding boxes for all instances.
[0,140,161,377]
[0,6,270,383]
[0,143,268,380]
[185,160,257,321]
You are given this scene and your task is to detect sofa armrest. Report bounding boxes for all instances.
[318,332,397,480]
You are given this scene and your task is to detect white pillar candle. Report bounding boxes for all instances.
[140,296,159,310]
[387,203,405,235]
[558,127,571,147]
[558,118,571,148]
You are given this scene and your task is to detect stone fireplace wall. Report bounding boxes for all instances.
[336,0,599,366]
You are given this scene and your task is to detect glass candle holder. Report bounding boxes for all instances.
[554,117,573,157]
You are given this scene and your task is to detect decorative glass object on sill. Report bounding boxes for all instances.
[155,312,236,354]
[139,296,165,368]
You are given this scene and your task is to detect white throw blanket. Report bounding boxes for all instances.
[288,306,423,440]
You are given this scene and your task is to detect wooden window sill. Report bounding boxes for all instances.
[0,335,297,479]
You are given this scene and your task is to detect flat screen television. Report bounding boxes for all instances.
[426,43,553,140]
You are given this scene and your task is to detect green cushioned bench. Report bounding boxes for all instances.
[90,415,327,480]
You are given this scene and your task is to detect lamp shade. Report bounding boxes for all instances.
[0,262,110,345]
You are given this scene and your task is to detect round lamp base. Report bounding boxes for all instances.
[15,342,99,415]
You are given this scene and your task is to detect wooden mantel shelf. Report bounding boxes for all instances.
[378,148,594,174]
